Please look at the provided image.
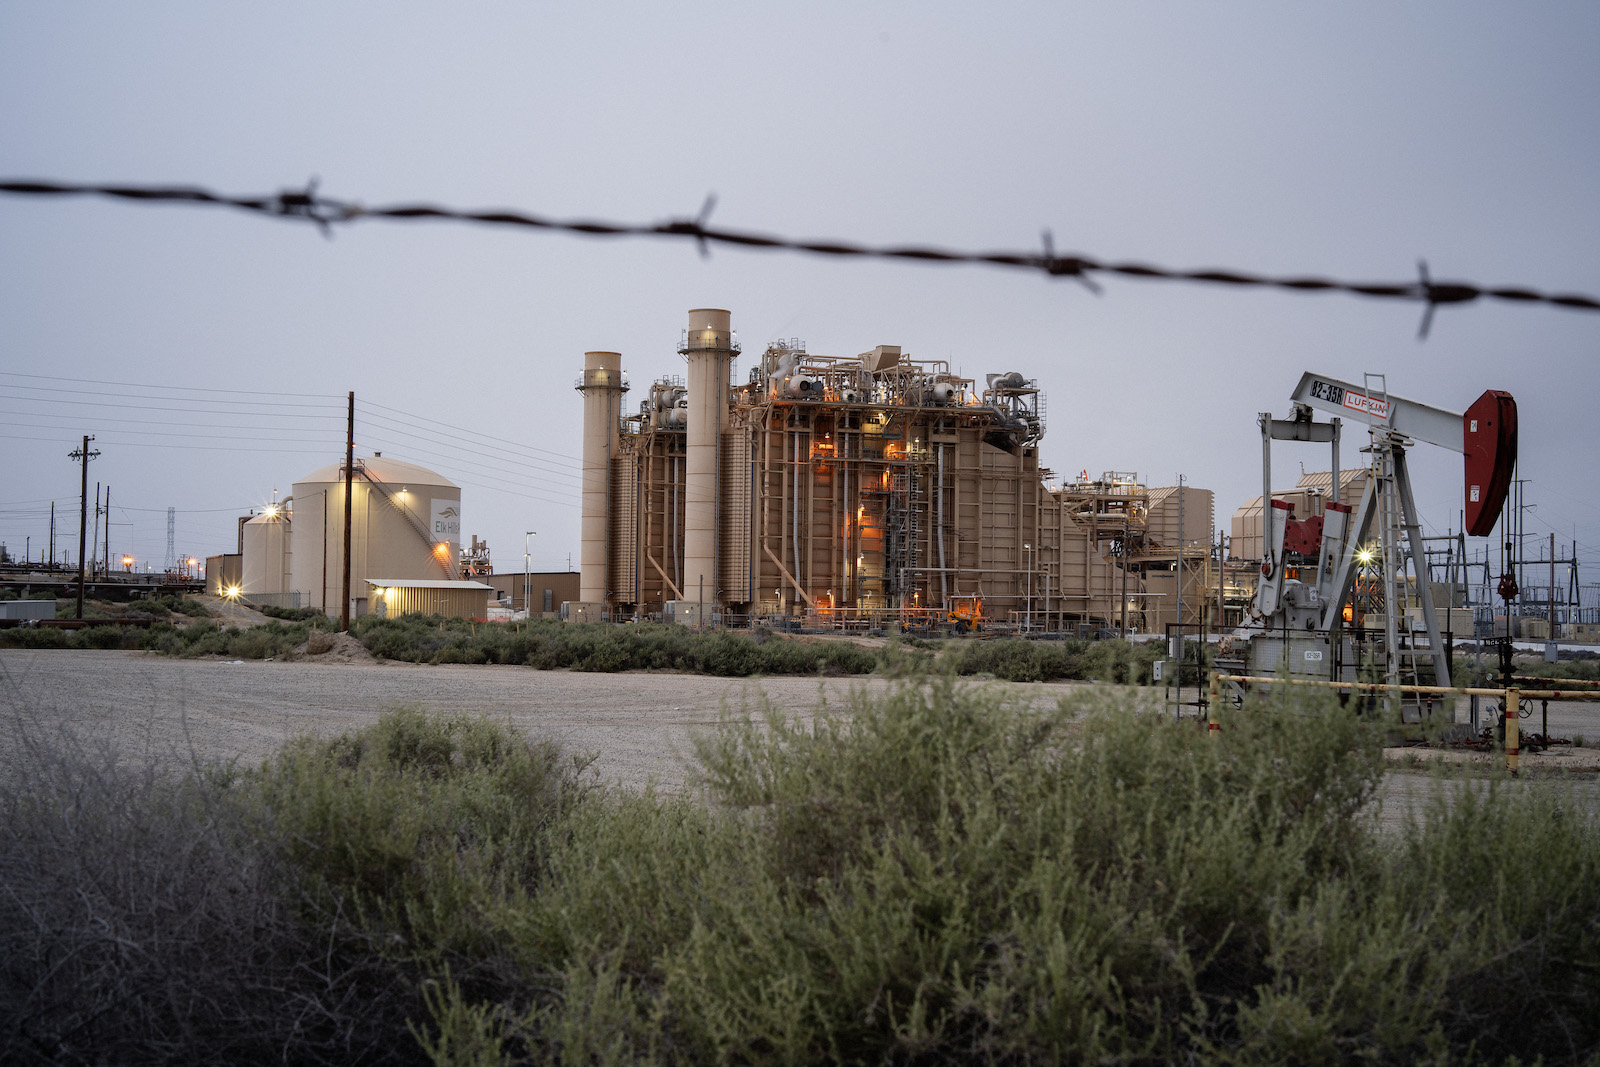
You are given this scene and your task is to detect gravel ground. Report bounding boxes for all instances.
[0,649,1069,791]
[3,650,1596,824]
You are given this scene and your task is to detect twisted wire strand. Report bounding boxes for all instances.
[4,179,1597,334]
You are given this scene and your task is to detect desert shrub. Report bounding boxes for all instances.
[225,626,291,660]
[0,626,70,649]
[536,681,1385,1062]
[1079,635,1163,683]
[349,616,882,677]
[77,624,133,650]
[5,687,1599,1063]
[949,636,1084,681]
[133,620,314,659]
[252,710,599,1016]
[502,680,1600,1064]
[1514,658,1600,683]
[0,727,420,1065]
[255,603,329,623]
[174,596,214,617]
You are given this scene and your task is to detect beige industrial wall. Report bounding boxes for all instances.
[205,554,242,596]
[240,513,290,595]
[482,571,581,614]
[366,583,490,619]
[1145,485,1214,555]
[1231,469,1368,561]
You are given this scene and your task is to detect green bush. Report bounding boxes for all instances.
[349,615,882,677]
[6,687,1599,1063]
[509,681,1599,1064]
[77,624,135,650]
[0,625,70,649]
[256,708,597,972]
[136,619,320,659]
[1079,635,1164,683]
[948,636,1083,681]
[253,603,328,622]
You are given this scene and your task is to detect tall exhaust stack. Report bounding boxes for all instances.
[679,309,736,609]
[577,350,625,607]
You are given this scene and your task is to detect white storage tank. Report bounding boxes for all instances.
[288,455,461,617]
[240,508,290,596]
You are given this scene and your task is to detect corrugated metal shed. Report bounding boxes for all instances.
[364,578,492,620]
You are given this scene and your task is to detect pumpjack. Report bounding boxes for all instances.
[1230,372,1516,711]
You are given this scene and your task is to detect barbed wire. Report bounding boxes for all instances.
[3,178,1598,338]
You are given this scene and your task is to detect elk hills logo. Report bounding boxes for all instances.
[431,501,461,539]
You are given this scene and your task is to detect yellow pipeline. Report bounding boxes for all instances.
[1207,671,1221,736]
[1211,674,1592,774]
[1505,687,1520,774]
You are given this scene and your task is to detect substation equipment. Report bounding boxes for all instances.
[570,309,1215,632]
[1224,371,1517,708]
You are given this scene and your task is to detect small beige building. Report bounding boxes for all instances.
[205,553,242,596]
[480,571,581,616]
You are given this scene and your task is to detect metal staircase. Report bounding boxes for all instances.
[358,470,459,579]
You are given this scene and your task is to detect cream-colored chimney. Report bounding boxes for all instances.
[680,309,735,608]
[577,350,625,605]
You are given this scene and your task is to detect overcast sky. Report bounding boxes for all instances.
[3,3,1596,588]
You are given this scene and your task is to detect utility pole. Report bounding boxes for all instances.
[49,501,55,568]
[103,485,111,577]
[1550,532,1557,642]
[69,436,99,619]
[524,530,535,619]
[92,483,101,577]
[341,391,354,632]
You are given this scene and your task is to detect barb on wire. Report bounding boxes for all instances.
[3,178,1598,328]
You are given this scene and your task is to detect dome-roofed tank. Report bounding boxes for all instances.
[288,454,461,617]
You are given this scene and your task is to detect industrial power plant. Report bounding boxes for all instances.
[177,304,1600,694]
[569,308,1215,633]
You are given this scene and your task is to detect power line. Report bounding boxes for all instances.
[0,431,333,454]
[358,399,580,465]
[0,369,339,400]
[0,420,342,447]
[353,435,579,508]
[4,180,1598,337]
[0,408,344,434]
[355,412,581,488]
[0,395,341,420]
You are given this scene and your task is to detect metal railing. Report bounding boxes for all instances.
[1206,672,1600,772]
